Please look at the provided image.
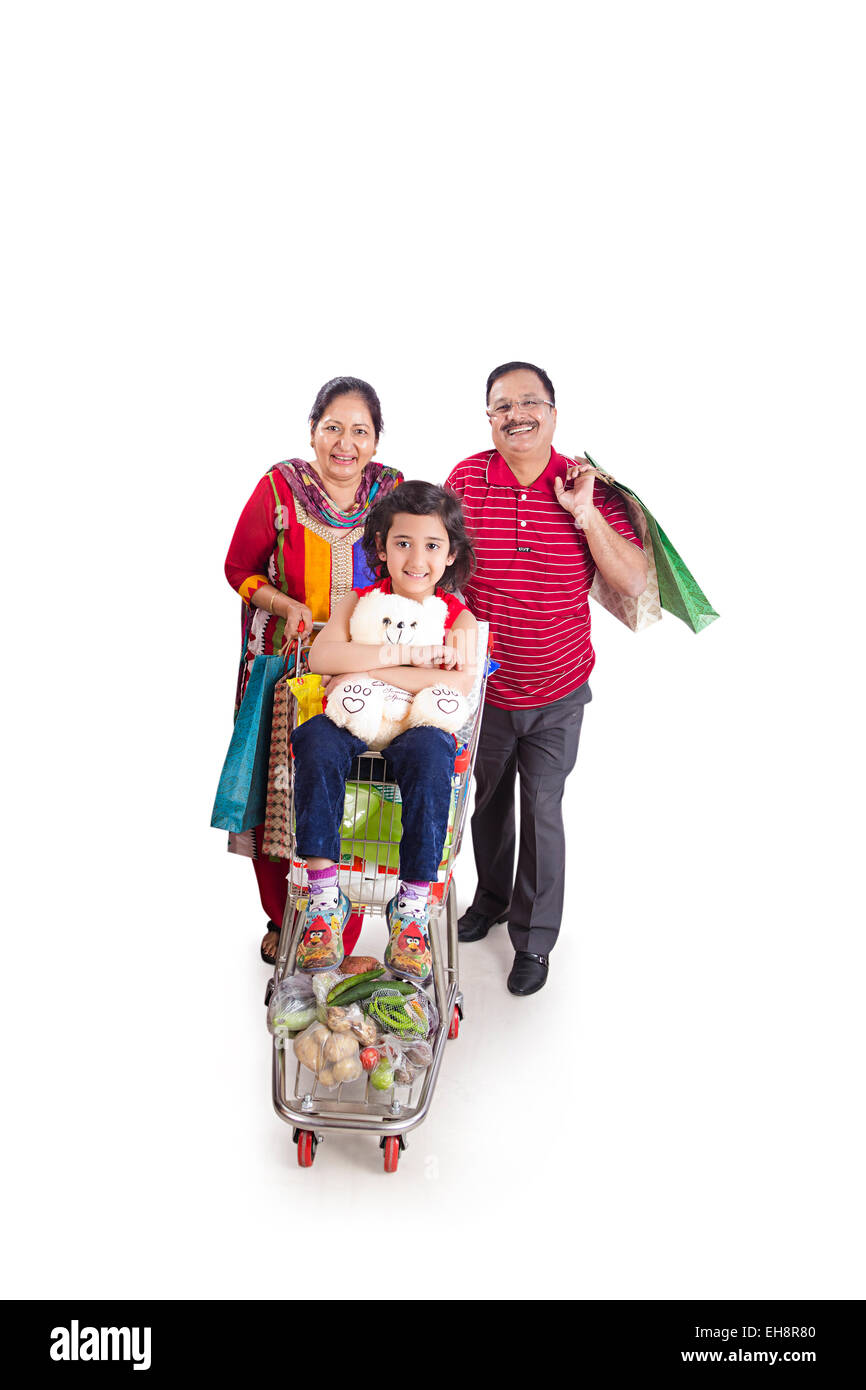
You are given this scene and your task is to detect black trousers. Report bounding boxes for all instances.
[469,684,591,956]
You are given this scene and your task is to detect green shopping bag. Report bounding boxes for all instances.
[584,453,719,634]
[340,781,402,869]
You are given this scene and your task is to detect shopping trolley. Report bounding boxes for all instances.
[267,621,490,1172]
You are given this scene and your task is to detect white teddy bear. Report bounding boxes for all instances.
[325,589,469,751]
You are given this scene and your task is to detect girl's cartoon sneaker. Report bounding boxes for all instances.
[296,887,350,973]
[385,894,432,983]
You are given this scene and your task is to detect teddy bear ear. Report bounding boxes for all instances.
[421,595,448,618]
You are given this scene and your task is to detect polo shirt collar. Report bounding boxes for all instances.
[485,447,568,497]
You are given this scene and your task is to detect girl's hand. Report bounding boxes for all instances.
[409,644,462,670]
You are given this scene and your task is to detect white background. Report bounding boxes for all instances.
[2,0,863,1300]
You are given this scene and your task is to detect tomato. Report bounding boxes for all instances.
[359,1047,380,1072]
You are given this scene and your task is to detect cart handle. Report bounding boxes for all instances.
[284,619,325,677]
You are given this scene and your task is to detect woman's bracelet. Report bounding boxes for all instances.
[269,590,278,614]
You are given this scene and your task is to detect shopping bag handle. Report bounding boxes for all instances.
[284,619,325,679]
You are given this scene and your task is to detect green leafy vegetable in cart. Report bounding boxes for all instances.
[365,991,427,1037]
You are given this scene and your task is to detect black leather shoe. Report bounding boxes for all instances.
[507,951,550,996]
[457,905,509,943]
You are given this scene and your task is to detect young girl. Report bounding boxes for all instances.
[289,481,478,982]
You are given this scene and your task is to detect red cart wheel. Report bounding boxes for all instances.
[297,1131,315,1167]
[448,1006,460,1040]
[383,1137,400,1173]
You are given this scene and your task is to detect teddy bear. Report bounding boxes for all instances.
[324,589,469,751]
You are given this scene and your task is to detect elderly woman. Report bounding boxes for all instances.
[224,376,402,962]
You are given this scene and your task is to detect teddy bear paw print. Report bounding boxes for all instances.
[340,683,373,714]
[431,688,460,715]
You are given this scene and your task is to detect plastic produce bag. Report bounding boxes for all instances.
[292,1020,363,1088]
[311,969,345,1022]
[364,1033,402,1092]
[363,986,431,1040]
[381,1034,418,1087]
[267,975,317,1039]
[320,1028,362,1087]
[292,1021,330,1074]
[369,1034,428,1088]
[326,1001,365,1033]
[403,1040,434,1070]
[412,990,439,1041]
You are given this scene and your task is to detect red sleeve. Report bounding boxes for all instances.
[594,481,643,549]
[442,592,469,630]
[444,464,465,499]
[224,474,278,603]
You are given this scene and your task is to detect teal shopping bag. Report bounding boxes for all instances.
[211,654,287,833]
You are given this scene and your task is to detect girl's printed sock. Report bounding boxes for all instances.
[308,864,339,909]
[398,879,430,911]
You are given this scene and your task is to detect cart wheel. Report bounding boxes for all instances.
[383,1137,400,1173]
[297,1131,316,1168]
[448,1006,460,1040]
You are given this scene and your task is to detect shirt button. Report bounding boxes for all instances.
[520,520,526,527]
[521,493,527,500]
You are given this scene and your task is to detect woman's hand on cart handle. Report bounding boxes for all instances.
[276,597,314,652]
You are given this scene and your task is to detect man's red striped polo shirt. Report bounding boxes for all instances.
[445,448,642,709]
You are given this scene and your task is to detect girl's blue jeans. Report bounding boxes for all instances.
[289,714,455,882]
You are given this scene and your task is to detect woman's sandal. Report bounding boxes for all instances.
[260,920,281,965]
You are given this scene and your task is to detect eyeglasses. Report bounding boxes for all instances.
[486,397,555,420]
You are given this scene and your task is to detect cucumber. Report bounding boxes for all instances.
[335,978,416,1007]
[326,967,384,1005]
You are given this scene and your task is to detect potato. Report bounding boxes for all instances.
[293,1022,328,1071]
[323,1030,359,1063]
[326,1006,353,1032]
[333,1055,363,1083]
[351,1017,378,1046]
[317,1065,338,1087]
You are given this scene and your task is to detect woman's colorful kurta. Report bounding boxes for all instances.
[224,461,403,933]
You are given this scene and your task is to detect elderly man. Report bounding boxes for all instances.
[445,362,648,995]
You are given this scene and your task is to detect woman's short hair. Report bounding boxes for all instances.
[362,481,475,594]
[309,376,384,441]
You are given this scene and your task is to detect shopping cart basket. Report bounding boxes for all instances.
[267,622,490,1172]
